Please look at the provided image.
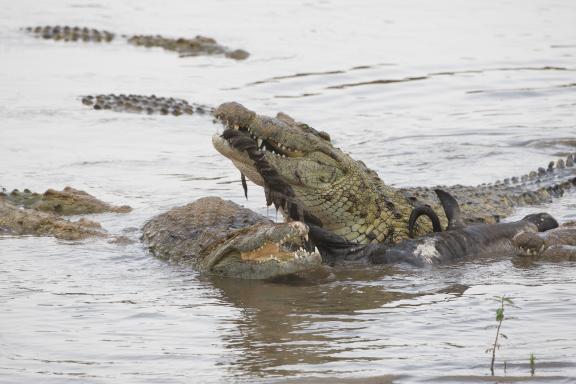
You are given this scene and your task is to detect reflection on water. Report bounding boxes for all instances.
[211,270,413,377]
[1,0,576,383]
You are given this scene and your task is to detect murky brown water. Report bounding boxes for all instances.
[1,0,576,383]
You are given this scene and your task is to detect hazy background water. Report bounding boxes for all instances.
[1,0,576,383]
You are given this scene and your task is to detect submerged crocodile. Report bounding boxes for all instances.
[24,25,249,60]
[0,187,131,240]
[513,221,576,261]
[141,196,321,279]
[212,102,576,249]
[80,94,212,116]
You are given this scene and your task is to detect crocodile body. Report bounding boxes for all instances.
[24,25,249,60]
[141,197,321,279]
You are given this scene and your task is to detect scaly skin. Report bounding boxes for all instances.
[313,189,559,266]
[24,25,249,60]
[141,197,321,279]
[127,35,249,60]
[513,221,576,261]
[0,187,125,240]
[212,102,576,245]
[0,198,106,240]
[80,94,212,116]
[2,187,132,215]
[24,26,115,42]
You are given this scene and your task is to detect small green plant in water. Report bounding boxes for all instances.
[530,353,536,376]
[485,295,516,376]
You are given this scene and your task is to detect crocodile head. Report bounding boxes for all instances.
[212,102,417,244]
[141,197,321,279]
[205,221,322,279]
[513,220,575,260]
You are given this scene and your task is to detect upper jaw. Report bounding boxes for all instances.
[207,221,322,279]
[216,123,304,160]
[212,125,302,190]
[214,101,312,159]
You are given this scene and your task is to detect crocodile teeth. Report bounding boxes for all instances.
[257,138,263,148]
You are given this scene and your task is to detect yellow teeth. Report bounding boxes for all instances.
[229,123,303,158]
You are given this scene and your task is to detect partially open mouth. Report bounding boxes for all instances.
[236,123,305,158]
[213,129,324,231]
[215,122,304,161]
[208,221,322,279]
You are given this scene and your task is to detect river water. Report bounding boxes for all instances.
[1,0,576,383]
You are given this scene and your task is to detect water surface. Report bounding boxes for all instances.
[1,0,576,383]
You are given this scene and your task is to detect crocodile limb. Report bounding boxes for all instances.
[23,26,249,60]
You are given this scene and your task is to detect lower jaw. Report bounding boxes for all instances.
[212,136,265,186]
[231,159,265,186]
[212,255,321,280]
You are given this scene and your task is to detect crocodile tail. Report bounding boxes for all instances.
[481,152,576,205]
[24,26,115,43]
[79,94,213,116]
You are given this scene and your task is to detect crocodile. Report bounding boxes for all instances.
[212,102,576,249]
[0,187,131,240]
[23,25,249,60]
[3,186,132,215]
[141,196,321,279]
[513,221,576,261]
